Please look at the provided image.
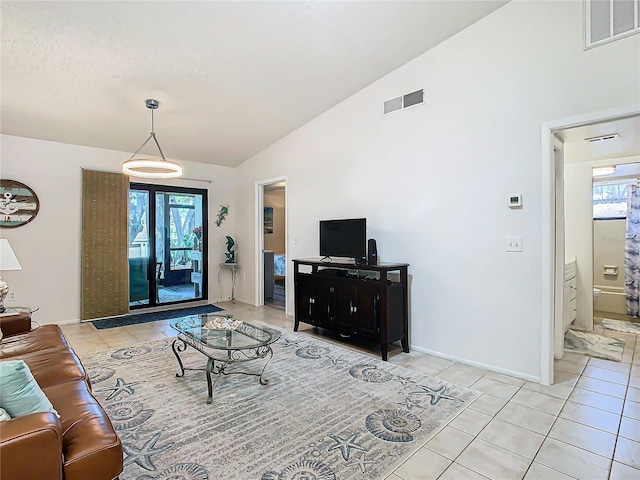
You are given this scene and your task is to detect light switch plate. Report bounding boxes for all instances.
[507,236,522,252]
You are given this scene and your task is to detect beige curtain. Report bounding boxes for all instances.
[81,169,129,320]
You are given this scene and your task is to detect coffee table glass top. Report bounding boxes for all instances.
[170,314,280,351]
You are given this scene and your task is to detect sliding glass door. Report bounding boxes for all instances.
[128,183,208,308]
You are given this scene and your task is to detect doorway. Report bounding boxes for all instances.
[543,105,640,385]
[255,177,287,311]
[129,183,208,308]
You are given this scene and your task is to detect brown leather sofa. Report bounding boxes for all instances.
[0,313,123,480]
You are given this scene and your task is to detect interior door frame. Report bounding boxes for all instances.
[255,176,288,311]
[541,103,640,385]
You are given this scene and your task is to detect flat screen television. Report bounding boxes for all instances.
[319,218,366,261]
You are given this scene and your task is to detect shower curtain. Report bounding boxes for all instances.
[625,184,640,317]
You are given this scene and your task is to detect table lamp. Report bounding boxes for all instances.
[0,239,22,313]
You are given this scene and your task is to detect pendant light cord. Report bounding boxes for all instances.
[128,104,167,161]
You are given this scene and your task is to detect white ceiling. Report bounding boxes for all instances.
[1,1,508,167]
[559,116,640,164]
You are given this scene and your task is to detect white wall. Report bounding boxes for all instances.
[0,134,236,325]
[234,1,640,380]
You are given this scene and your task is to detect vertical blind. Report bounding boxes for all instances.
[81,169,129,320]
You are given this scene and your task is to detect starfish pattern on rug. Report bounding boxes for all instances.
[327,433,368,461]
[393,375,417,387]
[397,396,425,410]
[325,354,347,366]
[409,384,460,406]
[281,338,303,348]
[96,378,142,401]
[123,432,173,471]
[346,452,377,473]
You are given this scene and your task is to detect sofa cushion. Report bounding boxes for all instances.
[0,360,59,418]
[44,380,122,480]
[0,324,68,359]
[11,346,88,389]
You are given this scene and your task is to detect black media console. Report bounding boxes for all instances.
[293,258,410,361]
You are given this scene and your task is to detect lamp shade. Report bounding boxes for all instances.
[0,239,22,271]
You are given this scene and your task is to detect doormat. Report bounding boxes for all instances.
[564,329,624,362]
[91,304,223,330]
[596,318,640,335]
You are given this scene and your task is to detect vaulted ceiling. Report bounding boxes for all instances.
[1,1,508,167]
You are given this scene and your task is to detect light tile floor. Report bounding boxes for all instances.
[60,304,640,480]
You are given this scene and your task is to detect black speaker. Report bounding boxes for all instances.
[367,238,378,265]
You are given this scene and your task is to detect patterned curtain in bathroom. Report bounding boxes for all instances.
[625,184,640,317]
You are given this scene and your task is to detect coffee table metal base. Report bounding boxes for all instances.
[171,336,274,404]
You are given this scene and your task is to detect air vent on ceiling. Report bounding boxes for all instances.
[585,0,640,49]
[585,133,620,143]
[383,89,424,115]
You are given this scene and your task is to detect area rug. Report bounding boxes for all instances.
[91,304,223,330]
[82,331,479,480]
[596,318,640,335]
[564,329,624,362]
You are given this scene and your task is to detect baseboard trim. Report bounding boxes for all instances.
[410,344,541,384]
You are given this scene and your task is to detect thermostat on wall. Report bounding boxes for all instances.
[509,193,523,208]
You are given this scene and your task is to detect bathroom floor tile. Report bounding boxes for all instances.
[523,379,574,400]
[623,400,640,420]
[567,387,624,414]
[583,365,630,385]
[394,447,451,480]
[448,409,492,436]
[523,462,576,480]
[436,368,483,388]
[478,418,545,459]
[496,403,557,436]
[534,438,610,480]
[609,461,640,480]
[558,401,621,434]
[627,386,640,403]
[619,416,640,442]
[456,438,530,480]
[548,417,616,458]
[510,388,566,416]
[555,359,586,375]
[561,352,589,365]
[470,377,520,400]
[468,394,508,416]
[587,357,631,374]
[481,370,526,387]
[614,437,640,469]
[438,462,489,480]
[424,426,474,460]
[575,376,628,398]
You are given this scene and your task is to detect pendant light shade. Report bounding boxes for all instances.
[122,99,183,178]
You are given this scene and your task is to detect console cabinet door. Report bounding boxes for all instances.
[351,284,379,338]
[328,283,352,333]
[296,276,330,326]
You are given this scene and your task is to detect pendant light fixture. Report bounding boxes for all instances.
[122,99,183,178]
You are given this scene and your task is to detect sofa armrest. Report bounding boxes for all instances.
[0,412,63,480]
[0,312,32,337]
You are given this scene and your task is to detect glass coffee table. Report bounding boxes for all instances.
[170,314,281,404]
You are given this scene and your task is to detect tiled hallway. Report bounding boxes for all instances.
[61,304,640,479]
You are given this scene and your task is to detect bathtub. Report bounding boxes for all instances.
[594,285,627,316]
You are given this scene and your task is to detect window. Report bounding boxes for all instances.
[593,178,636,219]
[585,0,640,49]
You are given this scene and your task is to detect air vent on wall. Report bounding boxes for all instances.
[585,0,640,49]
[585,133,620,143]
[383,89,424,115]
